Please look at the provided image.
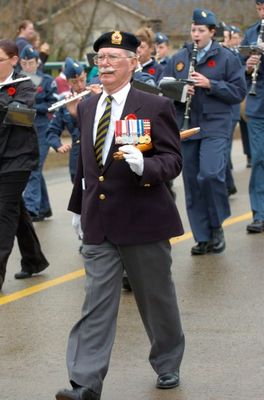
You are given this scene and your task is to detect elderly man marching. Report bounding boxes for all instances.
[55,31,185,400]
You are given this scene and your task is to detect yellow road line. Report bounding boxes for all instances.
[0,211,252,306]
[0,269,85,306]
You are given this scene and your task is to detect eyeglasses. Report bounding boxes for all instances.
[93,54,134,65]
[0,57,11,63]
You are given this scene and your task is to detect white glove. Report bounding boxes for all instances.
[72,213,83,240]
[119,145,144,176]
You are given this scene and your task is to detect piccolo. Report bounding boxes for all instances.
[0,76,31,88]
[48,89,92,112]
[113,127,200,160]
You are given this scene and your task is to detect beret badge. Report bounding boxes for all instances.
[111,31,122,45]
[201,11,207,17]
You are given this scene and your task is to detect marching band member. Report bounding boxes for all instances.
[0,39,49,288]
[135,27,164,83]
[241,0,264,233]
[46,57,101,183]
[20,44,57,222]
[162,8,246,255]
[56,31,185,400]
[155,32,171,68]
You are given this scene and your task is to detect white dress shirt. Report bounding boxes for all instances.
[93,82,131,165]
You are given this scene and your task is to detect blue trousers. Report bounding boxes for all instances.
[23,130,51,215]
[247,117,264,220]
[181,137,230,242]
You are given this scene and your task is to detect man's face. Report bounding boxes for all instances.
[155,42,169,59]
[96,47,137,94]
[68,71,87,93]
[256,3,264,19]
[136,41,153,64]
[191,24,215,49]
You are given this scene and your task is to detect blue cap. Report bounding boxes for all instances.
[64,57,84,79]
[192,8,217,26]
[256,1,264,4]
[229,25,241,34]
[155,32,169,44]
[20,44,39,60]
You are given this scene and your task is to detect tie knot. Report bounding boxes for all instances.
[106,95,112,104]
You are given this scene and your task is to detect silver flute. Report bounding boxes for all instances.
[48,89,92,112]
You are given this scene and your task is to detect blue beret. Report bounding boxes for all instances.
[20,44,39,60]
[192,8,217,26]
[155,32,169,44]
[230,25,241,34]
[93,31,140,53]
[256,0,264,4]
[64,57,84,79]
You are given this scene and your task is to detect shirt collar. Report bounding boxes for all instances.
[101,82,131,105]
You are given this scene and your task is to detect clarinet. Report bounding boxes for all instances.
[181,41,198,130]
[249,18,264,96]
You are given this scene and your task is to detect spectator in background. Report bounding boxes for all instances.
[15,20,35,56]
[31,31,50,71]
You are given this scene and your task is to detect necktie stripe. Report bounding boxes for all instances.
[94,95,112,168]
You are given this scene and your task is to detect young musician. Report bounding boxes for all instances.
[20,44,57,221]
[46,57,101,183]
[162,8,247,255]
[0,39,49,289]
[240,0,264,233]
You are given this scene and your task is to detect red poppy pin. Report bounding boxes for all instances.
[7,87,16,96]
[125,113,137,120]
[208,60,216,68]
[37,86,43,93]
[148,67,156,75]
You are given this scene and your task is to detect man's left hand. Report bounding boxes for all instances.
[118,145,144,176]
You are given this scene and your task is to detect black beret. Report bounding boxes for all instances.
[93,31,140,53]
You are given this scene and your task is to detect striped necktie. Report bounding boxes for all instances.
[94,95,112,169]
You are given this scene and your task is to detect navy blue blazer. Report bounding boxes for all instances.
[68,86,184,245]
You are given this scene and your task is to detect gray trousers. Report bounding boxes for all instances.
[66,240,185,395]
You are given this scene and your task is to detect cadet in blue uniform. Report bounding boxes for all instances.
[155,32,170,68]
[20,44,57,221]
[162,8,246,255]
[135,27,164,83]
[241,0,264,233]
[46,58,88,183]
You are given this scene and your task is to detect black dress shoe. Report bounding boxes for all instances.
[14,271,32,279]
[212,227,226,253]
[247,220,264,233]
[191,241,213,255]
[156,372,180,389]
[55,387,100,400]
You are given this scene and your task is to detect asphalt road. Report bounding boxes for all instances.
[0,139,263,400]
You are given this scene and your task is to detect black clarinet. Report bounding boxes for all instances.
[181,42,198,130]
[249,19,264,96]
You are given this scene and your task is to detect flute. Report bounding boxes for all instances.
[0,76,31,88]
[48,89,91,112]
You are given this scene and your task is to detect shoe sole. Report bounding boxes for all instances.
[156,381,180,389]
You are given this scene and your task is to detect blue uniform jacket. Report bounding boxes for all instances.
[162,40,247,139]
[141,57,164,84]
[241,21,264,117]
[34,70,57,130]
